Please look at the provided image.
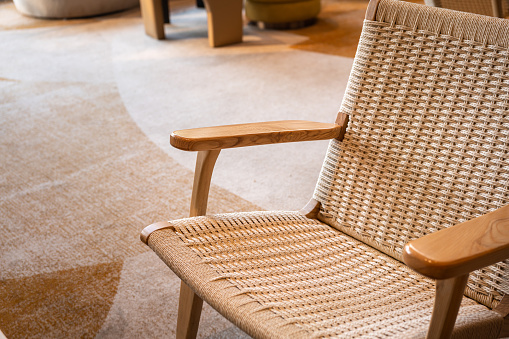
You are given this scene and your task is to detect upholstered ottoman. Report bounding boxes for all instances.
[246,0,320,29]
[13,0,139,18]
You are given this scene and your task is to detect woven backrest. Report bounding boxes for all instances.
[425,0,509,17]
[314,0,508,309]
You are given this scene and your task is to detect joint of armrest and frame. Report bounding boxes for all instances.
[403,204,509,280]
[141,113,349,244]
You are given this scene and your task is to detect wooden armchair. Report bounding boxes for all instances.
[141,0,509,337]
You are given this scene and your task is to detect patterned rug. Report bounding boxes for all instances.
[0,0,420,338]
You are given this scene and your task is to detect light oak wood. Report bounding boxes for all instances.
[171,120,345,151]
[140,220,174,244]
[335,112,349,142]
[189,150,221,216]
[365,0,382,20]
[299,198,321,219]
[140,0,165,39]
[139,0,243,46]
[491,0,503,17]
[204,0,243,47]
[177,281,203,339]
[427,275,469,339]
[171,119,346,337]
[176,150,220,338]
[403,204,509,280]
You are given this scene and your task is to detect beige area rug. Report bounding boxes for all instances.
[0,0,423,338]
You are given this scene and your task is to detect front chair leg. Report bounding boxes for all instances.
[427,274,469,339]
[176,281,204,339]
[176,149,221,338]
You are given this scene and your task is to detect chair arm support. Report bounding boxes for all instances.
[403,204,509,280]
[170,115,348,151]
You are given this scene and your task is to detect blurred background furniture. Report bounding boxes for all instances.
[141,0,509,338]
[245,0,320,29]
[13,0,138,18]
[139,0,243,47]
[424,0,507,17]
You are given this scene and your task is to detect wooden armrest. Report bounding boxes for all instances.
[403,204,509,280]
[170,115,348,151]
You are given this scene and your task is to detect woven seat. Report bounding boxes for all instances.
[141,0,509,338]
[148,211,501,338]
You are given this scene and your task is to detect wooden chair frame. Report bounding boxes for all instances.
[141,1,509,337]
[142,117,509,338]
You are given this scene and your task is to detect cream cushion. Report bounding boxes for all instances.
[13,0,139,19]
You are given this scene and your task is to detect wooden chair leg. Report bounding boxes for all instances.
[176,281,204,339]
[203,0,243,47]
[426,274,469,339]
[175,150,221,338]
[140,0,165,39]
[189,150,220,217]
[491,0,503,17]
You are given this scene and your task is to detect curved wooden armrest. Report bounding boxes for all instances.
[170,115,348,151]
[403,204,509,280]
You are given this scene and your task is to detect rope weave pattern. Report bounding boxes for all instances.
[157,211,500,338]
[147,1,508,336]
[314,4,508,310]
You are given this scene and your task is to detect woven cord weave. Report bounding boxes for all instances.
[148,211,502,338]
[314,0,508,310]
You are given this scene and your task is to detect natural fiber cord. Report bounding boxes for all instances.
[314,0,508,310]
[148,211,502,338]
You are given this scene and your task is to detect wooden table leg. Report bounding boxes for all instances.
[203,0,243,47]
[140,0,165,39]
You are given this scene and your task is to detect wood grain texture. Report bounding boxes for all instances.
[139,0,165,39]
[299,198,321,219]
[204,0,243,47]
[175,150,220,338]
[426,275,469,339]
[170,120,344,151]
[176,281,203,339]
[492,0,503,17]
[335,112,349,141]
[140,221,174,244]
[189,150,221,217]
[365,0,382,20]
[403,204,509,279]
